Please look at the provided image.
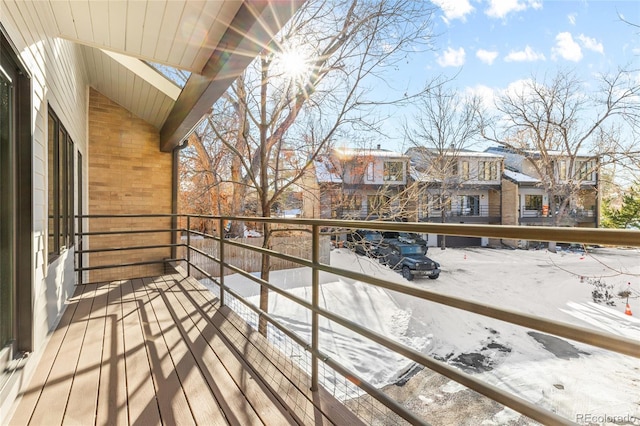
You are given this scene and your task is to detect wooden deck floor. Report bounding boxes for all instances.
[10,272,363,425]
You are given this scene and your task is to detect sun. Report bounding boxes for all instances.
[274,46,312,83]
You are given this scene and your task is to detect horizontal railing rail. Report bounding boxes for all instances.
[75,214,640,426]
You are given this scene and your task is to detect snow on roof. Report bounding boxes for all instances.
[314,156,342,183]
[333,147,406,158]
[407,147,503,159]
[486,146,594,158]
[409,166,441,183]
[504,169,539,184]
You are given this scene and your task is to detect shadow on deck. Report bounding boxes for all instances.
[10,271,362,425]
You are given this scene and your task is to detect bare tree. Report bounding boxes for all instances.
[403,83,484,248]
[184,0,436,334]
[481,70,639,242]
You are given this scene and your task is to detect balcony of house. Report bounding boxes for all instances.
[420,205,502,224]
[11,214,640,425]
[519,207,597,226]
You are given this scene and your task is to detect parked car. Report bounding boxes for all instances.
[378,241,440,280]
[345,229,383,256]
[381,232,428,251]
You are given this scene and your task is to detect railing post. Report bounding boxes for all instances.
[186,216,191,277]
[311,224,319,391]
[219,217,225,307]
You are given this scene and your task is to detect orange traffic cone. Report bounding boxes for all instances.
[625,303,632,316]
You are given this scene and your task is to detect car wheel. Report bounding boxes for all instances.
[428,273,439,280]
[402,266,414,281]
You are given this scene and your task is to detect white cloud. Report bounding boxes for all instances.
[552,32,583,62]
[578,34,604,54]
[437,47,466,67]
[485,0,542,19]
[476,49,499,65]
[431,0,474,23]
[465,84,497,109]
[504,46,545,62]
[568,13,577,25]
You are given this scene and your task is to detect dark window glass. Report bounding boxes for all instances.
[48,109,75,259]
[0,57,14,347]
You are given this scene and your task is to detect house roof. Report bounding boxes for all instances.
[14,1,303,151]
[503,169,540,184]
[333,147,407,159]
[406,147,503,159]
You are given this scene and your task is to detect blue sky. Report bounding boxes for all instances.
[426,0,638,84]
[383,0,640,151]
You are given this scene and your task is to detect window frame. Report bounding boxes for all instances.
[48,108,75,260]
[383,161,404,182]
[461,160,469,180]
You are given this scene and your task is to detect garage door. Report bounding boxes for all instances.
[437,235,482,247]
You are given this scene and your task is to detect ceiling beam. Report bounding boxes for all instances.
[159,0,305,152]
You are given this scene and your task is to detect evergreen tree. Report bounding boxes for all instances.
[602,184,640,229]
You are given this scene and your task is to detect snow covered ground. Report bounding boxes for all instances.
[203,246,640,425]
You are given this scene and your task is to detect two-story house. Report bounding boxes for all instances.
[303,147,410,220]
[405,147,503,247]
[487,147,599,227]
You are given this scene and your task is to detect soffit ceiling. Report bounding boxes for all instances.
[15,0,303,151]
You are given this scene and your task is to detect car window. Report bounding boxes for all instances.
[365,233,382,241]
[400,245,425,255]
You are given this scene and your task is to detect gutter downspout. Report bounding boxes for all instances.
[171,139,190,261]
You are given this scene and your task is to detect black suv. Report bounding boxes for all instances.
[378,241,440,280]
[381,232,428,251]
[345,229,383,256]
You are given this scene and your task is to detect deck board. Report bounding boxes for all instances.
[96,280,128,426]
[63,282,110,425]
[142,276,228,425]
[9,272,365,426]
[120,278,162,425]
[132,277,195,425]
[29,283,98,425]
[161,275,298,425]
[9,285,87,425]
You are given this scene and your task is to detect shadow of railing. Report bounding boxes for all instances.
[75,214,640,425]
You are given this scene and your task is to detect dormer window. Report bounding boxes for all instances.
[383,161,404,181]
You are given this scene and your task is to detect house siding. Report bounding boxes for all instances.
[0,8,89,423]
[87,89,173,282]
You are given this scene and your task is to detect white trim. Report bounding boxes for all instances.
[101,50,181,100]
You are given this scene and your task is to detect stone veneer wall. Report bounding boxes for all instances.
[87,88,172,282]
[500,178,520,247]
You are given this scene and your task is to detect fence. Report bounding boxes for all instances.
[181,235,331,278]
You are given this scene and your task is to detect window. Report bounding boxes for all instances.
[461,161,469,180]
[575,160,593,181]
[458,195,480,215]
[1,46,15,350]
[383,161,404,181]
[1,28,33,354]
[48,109,75,259]
[343,194,362,211]
[524,194,543,210]
[366,162,374,181]
[558,160,567,181]
[479,161,498,181]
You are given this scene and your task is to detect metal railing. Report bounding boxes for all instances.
[421,204,501,219]
[76,214,640,425]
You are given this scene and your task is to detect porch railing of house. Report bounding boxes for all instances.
[422,205,501,219]
[75,214,640,425]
